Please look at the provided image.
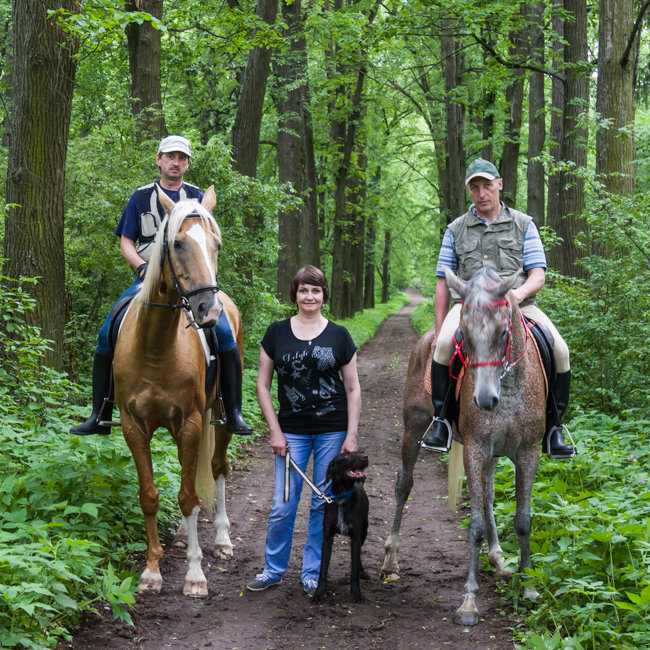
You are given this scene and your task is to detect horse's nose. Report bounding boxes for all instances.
[474,388,499,411]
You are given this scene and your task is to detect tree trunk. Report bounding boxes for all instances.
[231,0,278,182]
[3,0,81,370]
[380,228,391,303]
[125,0,166,139]
[274,0,319,301]
[595,0,638,195]
[550,0,589,277]
[499,18,527,207]
[441,20,465,220]
[527,0,546,224]
[547,0,564,233]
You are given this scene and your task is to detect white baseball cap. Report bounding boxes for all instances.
[158,135,192,157]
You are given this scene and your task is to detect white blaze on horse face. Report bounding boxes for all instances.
[186,222,218,277]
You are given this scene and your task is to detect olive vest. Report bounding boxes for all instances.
[448,204,536,306]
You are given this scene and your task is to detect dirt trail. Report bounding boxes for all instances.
[61,292,515,649]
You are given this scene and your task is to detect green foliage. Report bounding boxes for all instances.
[488,410,650,648]
[0,273,257,648]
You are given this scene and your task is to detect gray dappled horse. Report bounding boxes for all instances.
[381,268,545,626]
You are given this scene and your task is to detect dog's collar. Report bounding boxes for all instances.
[326,484,357,503]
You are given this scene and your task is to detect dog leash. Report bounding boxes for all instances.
[284,448,333,504]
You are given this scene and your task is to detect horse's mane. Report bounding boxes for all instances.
[134,197,221,306]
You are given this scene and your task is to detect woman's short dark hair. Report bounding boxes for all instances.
[289,265,330,304]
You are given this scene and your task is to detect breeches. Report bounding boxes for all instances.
[433,303,570,373]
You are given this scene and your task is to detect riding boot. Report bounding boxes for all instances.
[219,347,254,435]
[543,370,576,459]
[421,361,453,452]
[70,352,113,436]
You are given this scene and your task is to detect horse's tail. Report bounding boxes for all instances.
[195,412,217,513]
[447,439,465,510]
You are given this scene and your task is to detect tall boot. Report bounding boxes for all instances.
[543,370,576,459]
[219,347,254,435]
[421,361,453,452]
[70,352,113,436]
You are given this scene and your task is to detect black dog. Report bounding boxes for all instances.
[313,451,369,603]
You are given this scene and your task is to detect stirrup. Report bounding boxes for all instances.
[420,417,453,452]
[210,397,226,425]
[545,424,577,460]
[97,398,120,428]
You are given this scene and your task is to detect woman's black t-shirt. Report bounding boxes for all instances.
[261,318,357,434]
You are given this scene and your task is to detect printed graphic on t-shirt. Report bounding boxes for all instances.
[281,346,337,417]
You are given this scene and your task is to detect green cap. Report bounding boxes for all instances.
[465,158,500,184]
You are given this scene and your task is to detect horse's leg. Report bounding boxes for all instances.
[514,453,541,601]
[123,420,164,594]
[211,423,234,560]
[177,416,208,598]
[454,443,488,627]
[484,457,511,579]
[380,406,428,581]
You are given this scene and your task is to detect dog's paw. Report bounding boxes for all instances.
[351,591,364,603]
[312,589,326,603]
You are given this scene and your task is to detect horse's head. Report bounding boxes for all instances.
[446,268,518,411]
[139,185,223,328]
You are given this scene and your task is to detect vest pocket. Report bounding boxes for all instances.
[497,235,522,272]
[140,211,161,239]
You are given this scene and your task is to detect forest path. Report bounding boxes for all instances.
[61,291,515,649]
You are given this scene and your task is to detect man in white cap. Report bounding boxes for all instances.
[421,158,575,460]
[71,135,253,437]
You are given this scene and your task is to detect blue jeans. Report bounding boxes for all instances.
[264,430,347,583]
[96,274,236,355]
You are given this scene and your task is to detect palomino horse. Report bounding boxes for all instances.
[381,268,546,625]
[113,186,239,597]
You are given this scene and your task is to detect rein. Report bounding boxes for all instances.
[144,214,220,330]
[450,298,530,379]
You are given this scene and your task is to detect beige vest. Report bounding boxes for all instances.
[448,204,535,306]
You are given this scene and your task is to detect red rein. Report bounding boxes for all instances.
[450,299,529,379]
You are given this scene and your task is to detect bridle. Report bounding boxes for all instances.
[145,214,221,330]
[451,298,529,379]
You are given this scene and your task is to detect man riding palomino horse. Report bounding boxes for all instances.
[70,135,253,437]
[421,158,576,460]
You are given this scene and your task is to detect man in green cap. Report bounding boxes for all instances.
[421,158,576,459]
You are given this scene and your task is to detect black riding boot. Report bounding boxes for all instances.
[70,352,113,436]
[219,347,254,435]
[421,361,453,452]
[543,370,576,459]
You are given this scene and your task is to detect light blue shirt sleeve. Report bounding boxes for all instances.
[522,221,547,271]
[436,228,458,277]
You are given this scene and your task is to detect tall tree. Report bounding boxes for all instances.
[3,0,81,370]
[125,0,166,138]
[274,0,320,300]
[526,0,546,223]
[595,0,642,195]
[231,0,279,182]
[549,0,589,277]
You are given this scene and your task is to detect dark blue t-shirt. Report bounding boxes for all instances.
[261,318,357,434]
[114,181,203,243]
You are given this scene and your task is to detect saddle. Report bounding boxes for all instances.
[107,294,220,403]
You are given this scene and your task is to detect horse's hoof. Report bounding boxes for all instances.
[379,568,400,582]
[213,544,234,560]
[524,586,540,602]
[183,581,208,598]
[453,610,479,626]
[138,579,162,594]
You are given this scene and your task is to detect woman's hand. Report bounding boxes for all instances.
[270,429,287,456]
[341,434,358,453]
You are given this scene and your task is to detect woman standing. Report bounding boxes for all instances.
[247,266,361,597]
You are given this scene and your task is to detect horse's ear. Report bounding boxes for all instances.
[499,273,519,296]
[156,185,175,216]
[445,268,467,298]
[201,185,216,213]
